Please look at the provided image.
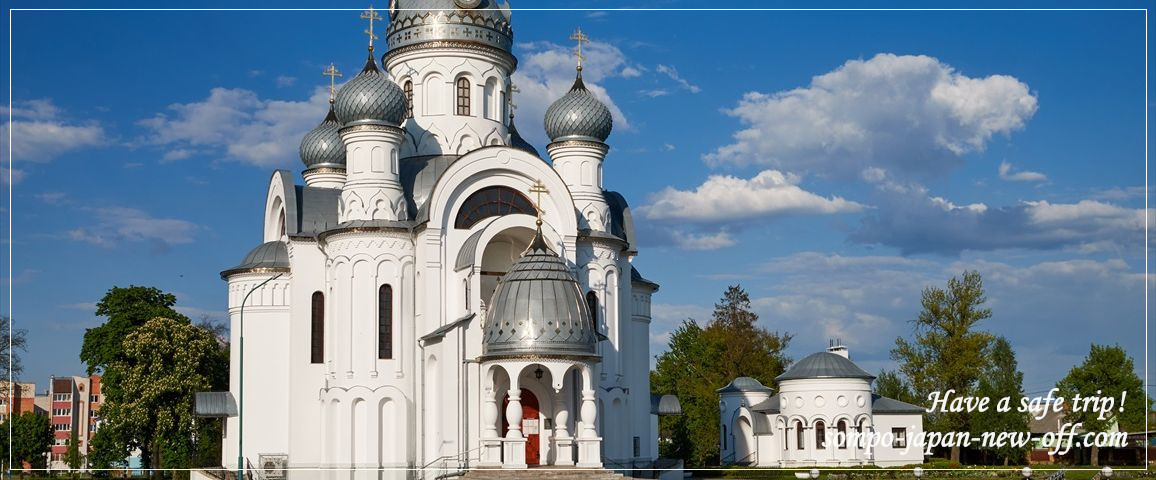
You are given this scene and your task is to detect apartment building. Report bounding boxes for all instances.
[48,375,102,468]
[0,381,40,422]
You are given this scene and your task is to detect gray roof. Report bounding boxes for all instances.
[481,228,597,360]
[386,0,513,55]
[871,394,925,414]
[334,54,407,127]
[455,218,499,271]
[717,377,773,394]
[604,190,634,248]
[220,241,290,279]
[194,392,238,418]
[299,105,346,170]
[776,352,876,382]
[544,72,613,143]
[293,185,342,236]
[751,396,780,414]
[630,265,659,290]
[508,121,540,157]
[401,155,458,223]
[420,313,475,343]
[650,394,682,416]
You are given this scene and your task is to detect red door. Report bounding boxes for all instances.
[502,388,541,465]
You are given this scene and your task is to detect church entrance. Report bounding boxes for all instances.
[501,388,541,465]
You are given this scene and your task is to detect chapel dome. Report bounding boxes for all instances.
[333,54,408,126]
[220,241,290,279]
[775,351,876,382]
[386,0,513,55]
[716,377,774,394]
[481,228,598,359]
[544,71,613,143]
[299,105,346,169]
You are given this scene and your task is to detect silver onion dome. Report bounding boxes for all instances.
[481,228,598,360]
[386,0,513,55]
[299,105,345,169]
[544,71,613,143]
[333,54,408,126]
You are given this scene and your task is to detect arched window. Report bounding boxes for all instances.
[722,425,727,451]
[795,420,804,450]
[378,285,393,359]
[453,186,536,229]
[586,291,598,331]
[837,420,848,449]
[403,81,414,118]
[815,420,826,449]
[456,77,471,116]
[310,292,324,364]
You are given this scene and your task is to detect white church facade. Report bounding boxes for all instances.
[218,2,668,478]
[718,344,925,468]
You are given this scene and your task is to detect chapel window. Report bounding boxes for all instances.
[310,292,324,364]
[815,420,826,449]
[892,427,907,449]
[453,186,536,229]
[379,285,393,359]
[837,420,848,449]
[404,80,414,118]
[456,77,471,116]
[795,420,804,450]
[586,291,599,332]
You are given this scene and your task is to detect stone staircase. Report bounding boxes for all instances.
[461,467,626,480]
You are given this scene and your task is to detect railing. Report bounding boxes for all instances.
[418,445,485,480]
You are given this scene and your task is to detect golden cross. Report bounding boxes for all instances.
[529,180,549,226]
[362,6,383,49]
[322,63,343,102]
[569,28,589,69]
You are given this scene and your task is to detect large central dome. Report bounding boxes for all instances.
[480,229,598,360]
[386,0,514,55]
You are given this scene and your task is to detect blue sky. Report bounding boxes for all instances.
[3,4,1152,401]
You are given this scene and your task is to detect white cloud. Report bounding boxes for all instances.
[670,230,736,250]
[138,86,331,168]
[620,65,644,78]
[0,99,106,166]
[35,192,68,204]
[998,160,1047,182]
[511,40,632,145]
[851,183,1150,255]
[161,148,196,162]
[2,168,26,185]
[640,89,670,98]
[704,53,1038,178]
[639,169,864,223]
[68,206,199,251]
[655,64,701,93]
[275,75,297,88]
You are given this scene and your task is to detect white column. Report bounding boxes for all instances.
[502,380,527,469]
[479,382,502,467]
[576,365,602,468]
[553,387,574,466]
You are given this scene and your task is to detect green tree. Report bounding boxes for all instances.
[80,286,189,376]
[4,411,52,470]
[100,317,227,479]
[0,315,29,398]
[651,285,792,467]
[67,427,82,470]
[891,270,993,463]
[1056,344,1150,466]
[969,337,1030,465]
[875,369,917,405]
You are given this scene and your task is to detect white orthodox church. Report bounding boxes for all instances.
[217,2,670,478]
[718,344,925,468]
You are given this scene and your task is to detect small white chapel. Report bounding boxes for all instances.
[718,343,925,468]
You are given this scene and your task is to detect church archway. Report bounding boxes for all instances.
[501,388,541,466]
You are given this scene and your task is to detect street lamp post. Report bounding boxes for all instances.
[236,273,283,480]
